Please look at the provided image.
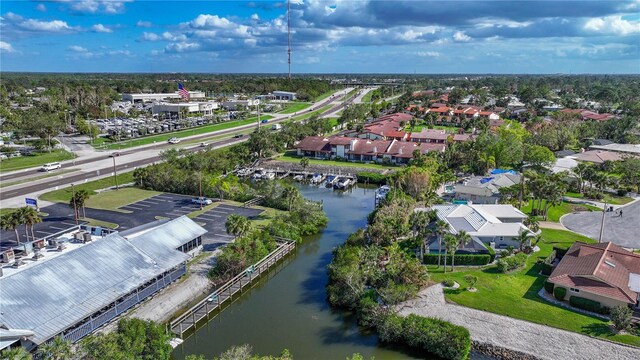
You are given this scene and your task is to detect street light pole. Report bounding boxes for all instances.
[598,202,607,243]
[112,156,119,190]
[198,172,203,210]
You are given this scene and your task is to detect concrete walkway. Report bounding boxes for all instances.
[538,221,567,230]
[397,284,640,360]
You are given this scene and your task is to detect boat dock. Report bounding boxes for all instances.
[169,237,296,338]
[235,166,357,189]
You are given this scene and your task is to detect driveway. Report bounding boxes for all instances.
[397,284,640,360]
[561,200,640,248]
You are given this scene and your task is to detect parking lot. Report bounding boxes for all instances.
[1,192,264,252]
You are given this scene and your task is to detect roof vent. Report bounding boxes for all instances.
[604,260,616,268]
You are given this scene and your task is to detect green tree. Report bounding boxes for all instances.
[0,347,32,360]
[20,206,42,242]
[299,157,310,171]
[619,158,640,193]
[464,275,478,291]
[451,231,472,272]
[443,234,457,273]
[434,219,449,268]
[225,214,252,239]
[1,212,22,245]
[81,319,171,360]
[69,189,91,219]
[37,336,72,360]
[282,186,301,212]
[610,306,633,332]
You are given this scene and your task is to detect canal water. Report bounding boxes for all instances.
[173,185,489,360]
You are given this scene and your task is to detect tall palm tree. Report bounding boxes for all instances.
[16,207,31,242]
[523,215,539,233]
[435,220,449,268]
[0,214,20,245]
[517,230,532,252]
[21,206,42,241]
[452,231,472,272]
[410,210,431,261]
[282,186,301,211]
[37,336,72,360]
[443,234,458,273]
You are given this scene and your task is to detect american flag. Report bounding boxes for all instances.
[178,83,190,101]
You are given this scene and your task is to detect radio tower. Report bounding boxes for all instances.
[287,0,292,80]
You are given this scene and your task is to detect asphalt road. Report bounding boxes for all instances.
[561,200,640,248]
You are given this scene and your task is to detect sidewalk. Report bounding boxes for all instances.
[397,284,640,360]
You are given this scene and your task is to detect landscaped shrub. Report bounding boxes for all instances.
[554,287,567,301]
[356,171,387,185]
[570,296,609,314]
[617,189,628,197]
[496,253,528,273]
[610,306,633,331]
[423,254,491,266]
[544,281,554,294]
[378,313,404,343]
[442,279,455,287]
[401,314,471,360]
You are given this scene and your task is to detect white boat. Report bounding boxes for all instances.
[310,173,324,184]
[252,168,265,180]
[293,174,304,181]
[375,185,391,199]
[334,177,353,190]
[263,172,276,180]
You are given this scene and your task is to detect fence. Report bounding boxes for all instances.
[169,238,296,337]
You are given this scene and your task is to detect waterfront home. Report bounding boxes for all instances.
[453,172,521,204]
[548,242,640,309]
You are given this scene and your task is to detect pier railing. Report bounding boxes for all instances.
[243,195,264,207]
[169,237,296,337]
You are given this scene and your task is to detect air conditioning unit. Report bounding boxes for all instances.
[74,231,85,241]
[2,250,15,264]
[83,233,92,243]
[33,240,46,249]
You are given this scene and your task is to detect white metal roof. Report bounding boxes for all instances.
[0,216,204,345]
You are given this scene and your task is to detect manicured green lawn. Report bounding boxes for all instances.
[96,116,273,150]
[429,229,639,347]
[83,187,161,212]
[407,124,461,133]
[279,102,312,114]
[520,200,599,222]
[80,217,119,229]
[0,149,75,172]
[276,153,394,170]
[39,172,135,203]
[565,191,633,206]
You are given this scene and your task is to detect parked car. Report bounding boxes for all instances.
[191,197,213,205]
[41,162,62,172]
[233,134,244,138]
[168,137,180,144]
[200,142,207,147]
[109,152,121,157]
[261,119,269,124]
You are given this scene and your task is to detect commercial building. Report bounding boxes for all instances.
[151,101,219,117]
[221,98,260,110]
[272,91,297,101]
[0,216,205,352]
[122,91,206,103]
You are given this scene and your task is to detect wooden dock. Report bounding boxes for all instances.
[169,238,296,337]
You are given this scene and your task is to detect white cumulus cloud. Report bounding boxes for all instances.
[453,31,471,42]
[36,3,47,12]
[91,24,112,33]
[584,16,640,36]
[0,41,16,53]
[136,20,153,28]
[417,51,441,57]
[68,45,88,52]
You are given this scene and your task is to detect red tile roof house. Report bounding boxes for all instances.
[548,242,640,310]
[452,107,480,119]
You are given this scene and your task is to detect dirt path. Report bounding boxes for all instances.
[397,284,640,360]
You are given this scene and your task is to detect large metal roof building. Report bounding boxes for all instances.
[0,216,206,351]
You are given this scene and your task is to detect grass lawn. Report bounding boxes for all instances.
[407,124,461,133]
[96,115,273,150]
[80,217,119,229]
[279,102,312,114]
[315,90,336,102]
[429,228,639,347]
[276,153,393,170]
[39,172,135,203]
[0,149,75,172]
[565,191,633,206]
[83,188,161,212]
[0,208,17,216]
[520,200,600,222]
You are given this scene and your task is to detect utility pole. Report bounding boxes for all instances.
[71,183,78,225]
[199,172,203,210]
[112,156,119,190]
[598,202,607,243]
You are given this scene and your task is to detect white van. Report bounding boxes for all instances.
[41,162,61,172]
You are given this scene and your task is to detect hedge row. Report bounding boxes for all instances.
[423,254,492,266]
[541,263,554,276]
[570,296,610,315]
[496,253,528,273]
[356,171,387,185]
[379,313,471,360]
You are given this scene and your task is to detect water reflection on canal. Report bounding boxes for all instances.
[173,185,487,360]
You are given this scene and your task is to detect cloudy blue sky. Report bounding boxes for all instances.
[1,0,639,73]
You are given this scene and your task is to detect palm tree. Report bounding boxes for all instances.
[451,231,472,272]
[37,336,72,360]
[7,212,23,245]
[21,207,42,241]
[523,215,539,233]
[282,186,301,211]
[443,234,458,273]
[16,207,31,242]
[300,157,310,172]
[410,210,431,261]
[572,162,591,194]
[1,347,32,360]
[435,220,449,268]
[225,214,251,240]
[517,230,532,252]
[76,190,91,218]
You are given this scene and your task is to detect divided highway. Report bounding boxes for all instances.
[0,88,357,203]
